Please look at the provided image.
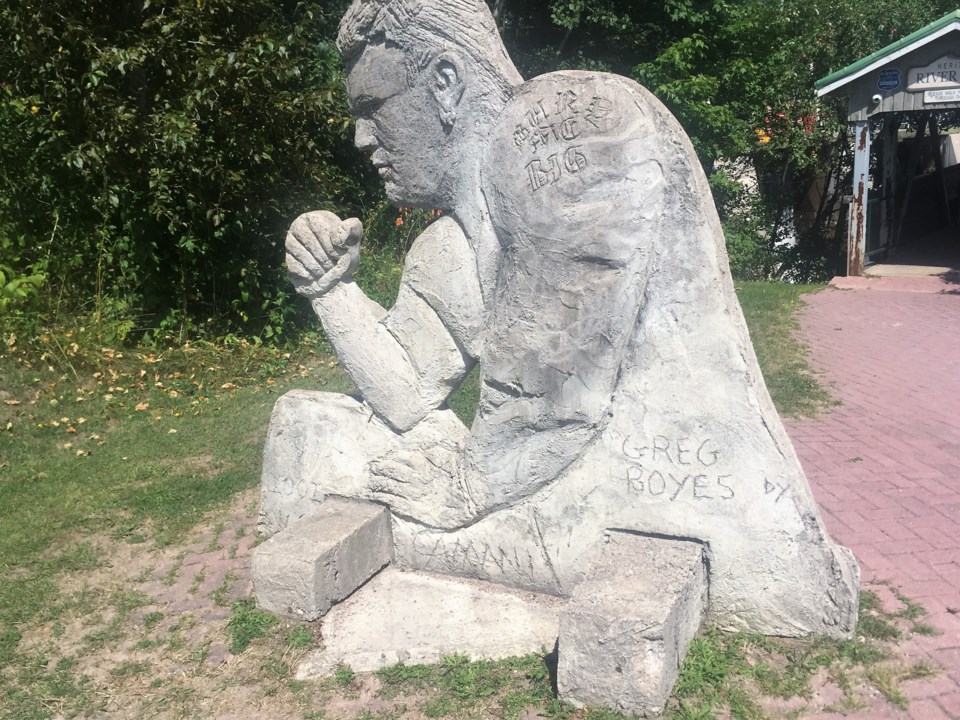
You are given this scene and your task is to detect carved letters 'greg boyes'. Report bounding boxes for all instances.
[260,0,859,639]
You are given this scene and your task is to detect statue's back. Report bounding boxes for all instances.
[465,71,669,511]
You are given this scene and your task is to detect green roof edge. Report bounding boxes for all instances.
[815,9,960,91]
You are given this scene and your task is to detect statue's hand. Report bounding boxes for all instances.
[285,211,362,298]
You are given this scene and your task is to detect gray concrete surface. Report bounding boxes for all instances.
[252,498,392,621]
[296,567,563,679]
[557,534,707,717]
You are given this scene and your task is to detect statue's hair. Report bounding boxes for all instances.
[337,0,520,90]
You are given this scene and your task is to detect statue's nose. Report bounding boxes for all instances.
[354,118,378,153]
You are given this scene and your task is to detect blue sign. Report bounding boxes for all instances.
[878,69,901,91]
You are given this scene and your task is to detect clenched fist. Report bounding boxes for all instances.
[285,211,362,298]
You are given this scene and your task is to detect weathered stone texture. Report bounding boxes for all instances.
[557,534,707,717]
[296,567,563,679]
[252,498,392,620]
[261,0,859,644]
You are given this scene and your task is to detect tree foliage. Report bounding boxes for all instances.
[3,0,958,341]
[0,0,377,341]
[492,0,959,278]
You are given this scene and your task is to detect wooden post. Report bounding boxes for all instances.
[879,116,898,252]
[847,121,871,276]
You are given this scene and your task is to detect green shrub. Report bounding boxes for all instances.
[0,262,45,312]
[0,222,46,312]
[0,0,380,341]
[227,599,278,653]
[723,218,779,281]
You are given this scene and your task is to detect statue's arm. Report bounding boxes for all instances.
[285,211,474,433]
[310,280,471,432]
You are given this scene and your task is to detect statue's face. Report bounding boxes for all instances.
[346,44,453,208]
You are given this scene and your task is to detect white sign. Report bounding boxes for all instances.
[924,88,960,103]
[908,55,960,91]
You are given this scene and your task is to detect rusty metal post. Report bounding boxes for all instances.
[847,121,871,276]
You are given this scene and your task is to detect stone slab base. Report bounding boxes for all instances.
[557,533,708,717]
[296,567,563,679]
[252,498,392,621]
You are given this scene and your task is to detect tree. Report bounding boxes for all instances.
[490,0,959,278]
[0,0,378,341]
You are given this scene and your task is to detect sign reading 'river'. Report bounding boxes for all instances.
[908,54,960,91]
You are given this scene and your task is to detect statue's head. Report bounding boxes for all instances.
[337,0,522,208]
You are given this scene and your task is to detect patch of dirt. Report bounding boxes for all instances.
[9,489,314,719]
[8,493,949,720]
[9,487,512,720]
[0,389,21,423]
[172,452,232,479]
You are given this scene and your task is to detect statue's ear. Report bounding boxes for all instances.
[432,53,465,130]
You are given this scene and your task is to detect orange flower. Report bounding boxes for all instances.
[395,217,404,227]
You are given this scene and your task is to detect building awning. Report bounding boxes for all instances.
[816,10,960,97]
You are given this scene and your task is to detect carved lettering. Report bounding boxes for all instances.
[717,475,735,500]
[622,436,647,460]
[625,464,735,502]
[648,470,666,496]
[627,464,645,493]
[624,435,722,468]
[697,439,720,466]
[525,100,549,127]
[413,533,541,583]
[562,146,587,174]
[559,117,581,141]
[513,123,531,149]
[764,476,790,503]
[526,156,559,192]
[530,124,556,152]
[525,150,585,192]
[555,88,580,116]
[668,473,689,501]
[693,475,712,500]
[514,94,611,157]
[652,435,672,463]
[585,96,614,130]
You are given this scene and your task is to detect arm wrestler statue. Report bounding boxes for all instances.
[261,0,860,640]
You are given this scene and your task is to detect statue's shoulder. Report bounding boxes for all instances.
[482,71,681,212]
[489,70,669,154]
[403,215,471,278]
[504,70,663,113]
[401,215,484,356]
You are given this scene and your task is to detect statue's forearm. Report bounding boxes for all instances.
[312,281,467,432]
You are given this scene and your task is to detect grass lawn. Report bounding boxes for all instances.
[735,281,835,418]
[0,282,936,719]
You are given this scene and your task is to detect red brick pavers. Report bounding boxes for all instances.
[784,277,960,719]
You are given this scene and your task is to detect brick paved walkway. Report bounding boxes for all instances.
[786,277,960,719]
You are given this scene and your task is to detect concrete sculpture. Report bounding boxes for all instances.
[256,0,859,712]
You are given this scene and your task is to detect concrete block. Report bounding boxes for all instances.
[297,567,563,678]
[252,498,393,621]
[557,533,708,717]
